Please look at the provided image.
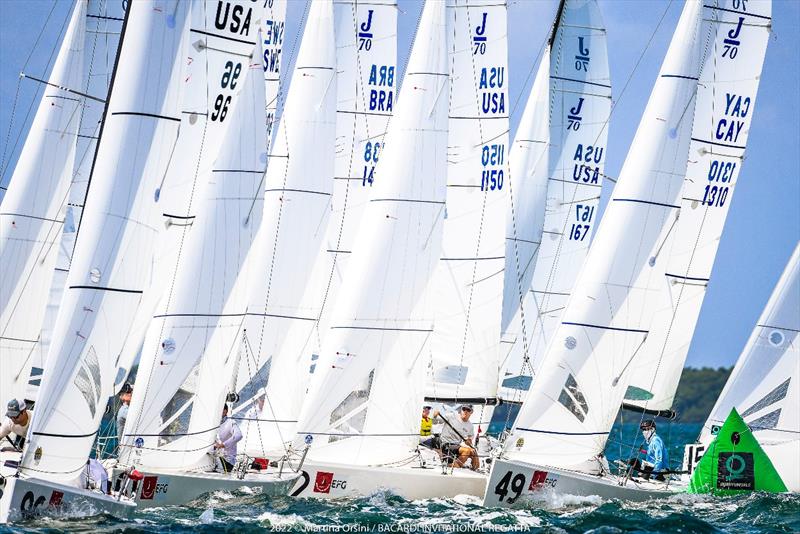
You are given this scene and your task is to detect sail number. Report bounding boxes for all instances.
[569,204,595,241]
[701,159,736,208]
[480,143,505,191]
[494,470,526,503]
[211,61,242,122]
[362,141,381,186]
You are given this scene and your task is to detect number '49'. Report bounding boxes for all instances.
[494,470,526,503]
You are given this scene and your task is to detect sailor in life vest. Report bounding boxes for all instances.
[213,404,242,473]
[628,419,668,481]
[0,398,31,451]
[420,405,433,437]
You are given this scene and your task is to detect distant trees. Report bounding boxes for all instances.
[673,366,733,422]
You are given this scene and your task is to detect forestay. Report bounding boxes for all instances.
[294,0,448,466]
[115,0,266,388]
[500,0,611,399]
[21,1,190,483]
[503,0,704,472]
[426,0,509,424]
[699,243,799,492]
[0,0,86,404]
[234,0,396,458]
[120,42,268,472]
[625,0,772,413]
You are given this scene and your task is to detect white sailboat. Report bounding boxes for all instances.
[232,0,396,460]
[498,0,611,404]
[288,0,488,500]
[1,0,192,521]
[0,0,86,405]
[622,0,772,418]
[685,242,799,492]
[484,0,708,505]
[424,0,510,438]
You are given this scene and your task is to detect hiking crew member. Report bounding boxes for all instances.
[0,399,30,450]
[433,405,479,470]
[628,419,668,481]
[214,404,242,473]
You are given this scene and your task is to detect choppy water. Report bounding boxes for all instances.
[4,423,798,533]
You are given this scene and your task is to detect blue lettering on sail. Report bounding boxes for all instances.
[263,20,284,74]
[714,93,751,143]
[473,12,487,55]
[722,17,744,59]
[480,144,505,191]
[567,97,584,131]
[368,64,395,112]
[359,9,374,50]
[575,36,590,71]
[571,144,603,184]
[479,67,505,114]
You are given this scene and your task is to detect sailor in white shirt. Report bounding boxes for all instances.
[0,399,30,451]
[214,404,242,473]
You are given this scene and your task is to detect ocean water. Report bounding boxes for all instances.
[4,423,798,533]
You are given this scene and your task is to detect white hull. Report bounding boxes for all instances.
[483,458,679,508]
[112,467,299,508]
[289,459,487,500]
[0,476,135,524]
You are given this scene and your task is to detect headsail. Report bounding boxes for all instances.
[504,0,704,472]
[21,1,191,482]
[0,0,86,403]
[624,0,772,414]
[294,0,449,466]
[697,243,799,492]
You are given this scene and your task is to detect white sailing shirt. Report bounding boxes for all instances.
[216,417,242,464]
[0,415,30,443]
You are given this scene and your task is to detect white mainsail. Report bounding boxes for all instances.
[503,0,704,472]
[698,243,799,492]
[294,0,448,466]
[120,42,268,472]
[625,0,773,413]
[262,0,287,144]
[233,0,396,457]
[113,0,266,386]
[21,1,191,483]
[0,0,86,403]
[500,0,611,402]
[425,0,509,424]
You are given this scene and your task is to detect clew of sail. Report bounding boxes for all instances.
[234,0,396,458]
[425,0,509,423]
[21,1,191,483]
[624,0,772,414]
[120,39,268,472]
[0,0,86,404]
[697,243,799,492]
[500,0,611,400]
[503,0,704,472]
[294,0,448,466]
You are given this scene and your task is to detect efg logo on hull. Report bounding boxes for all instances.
[313,471,347,494]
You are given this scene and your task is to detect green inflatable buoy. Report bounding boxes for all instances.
[688,407,787,495]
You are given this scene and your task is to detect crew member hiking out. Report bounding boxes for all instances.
[0,398,31,451]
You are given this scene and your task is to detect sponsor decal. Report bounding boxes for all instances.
[529,470,549,490]
[49,490,64,507]
[135,437,144,448]
[33,447,42,464]
[313,471,334,494]
[717,452,755,490]
[140,476,158,500]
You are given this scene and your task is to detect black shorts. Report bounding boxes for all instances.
[441,443,461,459]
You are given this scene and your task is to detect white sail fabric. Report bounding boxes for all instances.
[500,0,611,400]
[0,0,86,404]
[39,0,126,390]
[504,0,704,472]
[699,243,799,492]
[625,0,772,412]
[426,0,508,419]
[499,49,549,348]
[262,0,287,144]
[114,0,266,387]
[234,0,396,457]
[294,0,448,466]
[21,1,191,483]
[120,48,268,472]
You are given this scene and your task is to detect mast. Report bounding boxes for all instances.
[503,0,705,472]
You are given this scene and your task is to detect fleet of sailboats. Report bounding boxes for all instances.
[0,0,792,523]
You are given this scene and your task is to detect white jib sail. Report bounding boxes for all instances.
[625,0,772,413]
[699,242,800,492]
[503,0,705,473]
[21,1,191,483]
[114,0,266,387]
[234,0,396,458]
[294,0,449,466]
[262,0,287,145]
[425,0,509,426]
[120,46,268,472]
[39,0,126,393]
[192,0,337,460]
[0,0,86,404]
[500,0,611,401]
